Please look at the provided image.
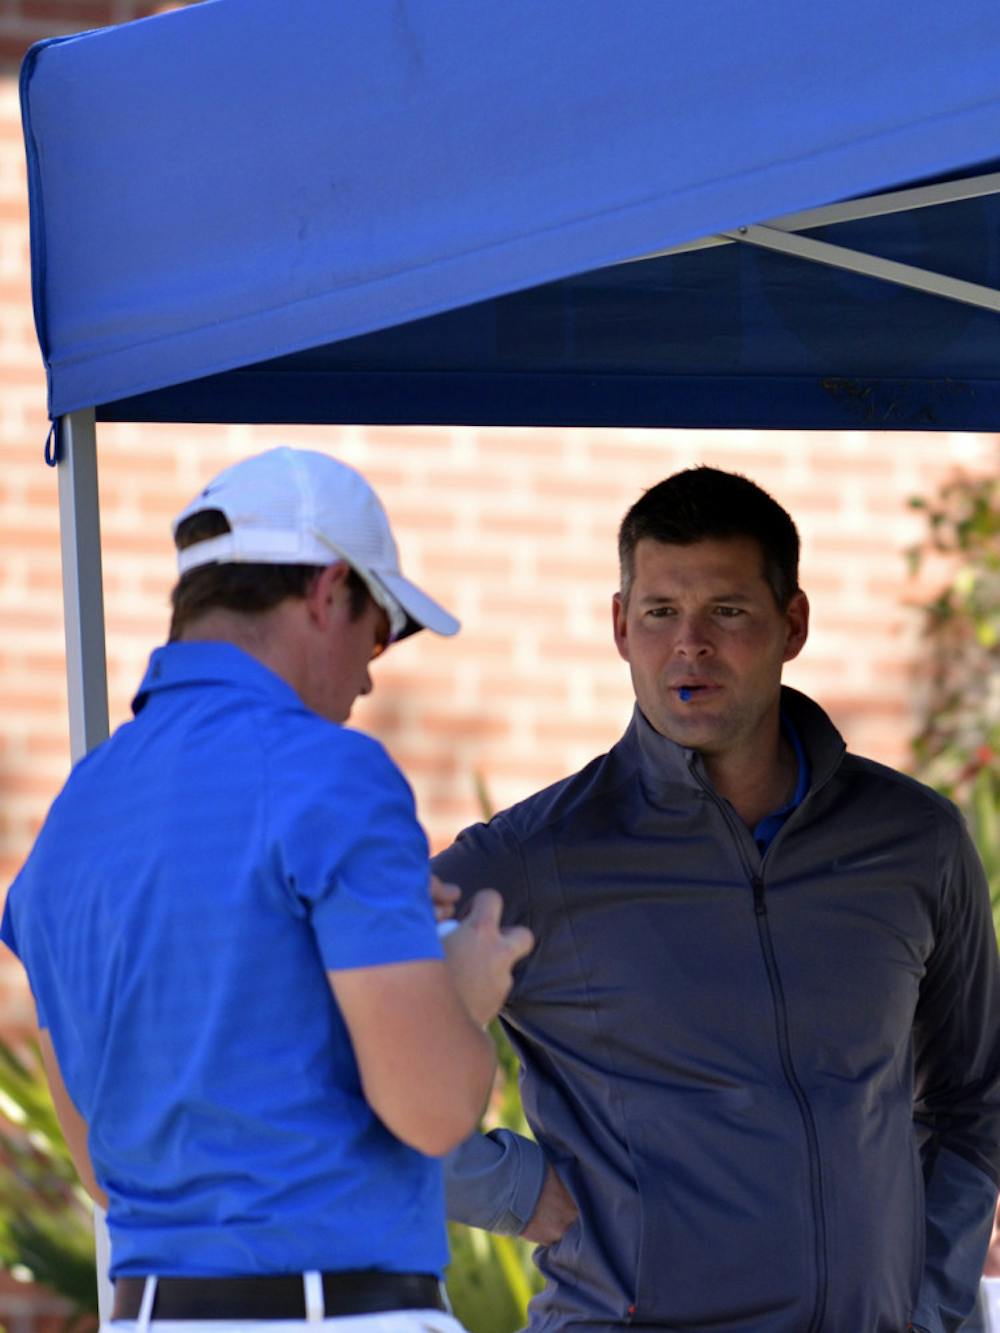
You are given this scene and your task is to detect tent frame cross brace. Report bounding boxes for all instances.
[644,170,1000,313]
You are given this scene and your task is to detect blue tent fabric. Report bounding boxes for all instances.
[98,200,1000,430]
[20,0,1000,427]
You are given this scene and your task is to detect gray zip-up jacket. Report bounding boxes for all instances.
[435,689,1000,1333]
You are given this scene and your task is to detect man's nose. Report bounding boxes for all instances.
[672,617,713,657]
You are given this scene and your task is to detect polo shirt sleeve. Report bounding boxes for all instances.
[273,728,443,972]
[0,896,18,960]
[0,882,49,1030]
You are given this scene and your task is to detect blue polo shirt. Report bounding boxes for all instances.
[1,642,446,1278]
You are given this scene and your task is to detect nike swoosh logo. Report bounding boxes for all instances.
[831,852,894,871]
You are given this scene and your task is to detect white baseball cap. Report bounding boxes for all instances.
[172,447,460,642]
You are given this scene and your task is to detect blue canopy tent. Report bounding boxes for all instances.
[25,0,1000,434]
[21,0,1000,789]
[17,0,1000,1310]
[21,0,1000,771]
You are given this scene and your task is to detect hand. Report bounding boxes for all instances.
[521,1165,578,1245]
[444,888,534,1026]
[430,874,461,924]
[984,1196,1000,1277]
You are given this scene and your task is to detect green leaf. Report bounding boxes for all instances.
[0,1039,97,1318]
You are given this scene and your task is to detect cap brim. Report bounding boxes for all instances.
[379,572,460,640]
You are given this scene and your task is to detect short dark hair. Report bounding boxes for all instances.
[618,466,800,609]
[169,509,370,641]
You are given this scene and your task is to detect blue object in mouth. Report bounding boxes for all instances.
[679,687,693,702]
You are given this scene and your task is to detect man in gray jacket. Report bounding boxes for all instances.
[435,467,1000,1333]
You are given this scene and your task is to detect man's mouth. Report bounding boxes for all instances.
[673,683,718,702]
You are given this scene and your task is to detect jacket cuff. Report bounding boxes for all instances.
[444,1128,547,1235]
[911,1147,997,1333]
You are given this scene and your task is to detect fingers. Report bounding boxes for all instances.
[502,924,535,965]
[464,890,534,963]
[521,1167,579,1245]
[443,888,535,1027]
[429,874,461,922]
[464,886,504,927]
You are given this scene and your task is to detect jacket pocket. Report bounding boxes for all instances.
[629,1101,815,1329]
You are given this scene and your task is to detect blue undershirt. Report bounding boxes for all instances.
[752,714,810,854]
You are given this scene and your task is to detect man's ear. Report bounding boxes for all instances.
[612,591,630,663]
[304,562,351,628]
[782,590,810,664]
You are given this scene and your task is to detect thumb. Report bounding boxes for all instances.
[464,887,504,929]
[500,924,535,965]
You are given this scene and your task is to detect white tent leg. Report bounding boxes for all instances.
[56,408,113,1323]
[58,410,109,760]
[94,1211,112,1324]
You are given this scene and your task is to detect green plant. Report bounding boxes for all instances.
[0,1038,97,1327]
[445,1027,542,1333]
[445,777,544,1333]
[0,1016,537,1333]
[907,472,1000,939]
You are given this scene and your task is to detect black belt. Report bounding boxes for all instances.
[112,1271,447,1321]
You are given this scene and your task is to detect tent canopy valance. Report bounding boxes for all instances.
[21,0,1000,431]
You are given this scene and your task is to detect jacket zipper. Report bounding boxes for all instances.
[751,872,828,1333]
[700,781,830,1333]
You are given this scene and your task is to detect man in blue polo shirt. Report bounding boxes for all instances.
[2,446,532,1330]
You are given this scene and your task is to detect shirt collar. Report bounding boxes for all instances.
[132,641,305,715]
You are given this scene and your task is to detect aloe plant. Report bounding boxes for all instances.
[446,1019,543,1333]
[445,778,544,1333]
[0,1039,97,1325]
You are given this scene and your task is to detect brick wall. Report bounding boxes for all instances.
[0,1,184,67]
[0,1,998,1325]
[5,417,996,881]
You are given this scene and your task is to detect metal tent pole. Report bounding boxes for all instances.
[723,222,1000,313]
[627,171,1000,313]
[58,409,109,758]
[56,408,113,1323]
[632,171,1000,262]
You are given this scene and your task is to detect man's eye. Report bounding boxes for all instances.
[714,606,745,618]
[645,606,674,618]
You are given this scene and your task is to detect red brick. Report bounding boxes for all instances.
[421,549,514,578]
[0,38,34,66]
[16,0,117,21]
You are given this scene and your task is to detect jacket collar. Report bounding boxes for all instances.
[620,684,846,800]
